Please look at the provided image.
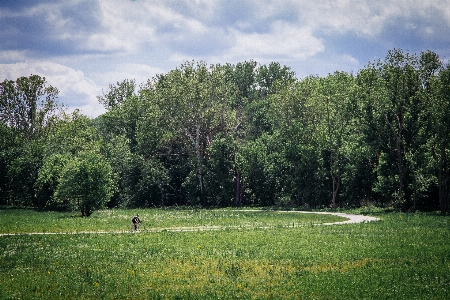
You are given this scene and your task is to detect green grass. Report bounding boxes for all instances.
[0,208,345,233]
[1,208,449,299]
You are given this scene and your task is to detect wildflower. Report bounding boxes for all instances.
[94,282,99,287]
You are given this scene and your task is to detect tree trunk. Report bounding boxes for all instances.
[234,170,242,207]
[187,124,206,206]
[160,185,165,208]
[439,146,449,215]
[396,132,406,209]
[385,113,406,208]
[331,171,340,208]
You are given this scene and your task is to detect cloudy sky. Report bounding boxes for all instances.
[1,0,449,117]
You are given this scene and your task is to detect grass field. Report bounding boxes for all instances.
[1,208,449,299]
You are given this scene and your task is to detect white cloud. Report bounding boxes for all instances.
[84,33,130,52]
[2,0,449,118]
[240,0,449,39]
[93,63,165,89]
[176,21,325,66]
[231,22,324,61]
[0,60,104,117]
[92,1,170,53]
[0,50,30,62]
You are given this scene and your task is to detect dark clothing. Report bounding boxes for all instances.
[132,216,141,230]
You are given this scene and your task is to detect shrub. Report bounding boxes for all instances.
[55,151,114,216]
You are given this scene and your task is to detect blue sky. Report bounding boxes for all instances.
[1,0,449,117]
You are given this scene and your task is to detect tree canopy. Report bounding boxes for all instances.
[1,49,449,215]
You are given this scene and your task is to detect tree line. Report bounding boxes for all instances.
[1,49,449,215]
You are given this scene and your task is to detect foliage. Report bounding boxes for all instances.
[35,153,71,209]
[1,51,449,213]
[0,74,60,137]
[54,151,114,216]
[0,75,61,206]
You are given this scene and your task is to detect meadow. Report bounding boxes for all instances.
[0,208,449,299]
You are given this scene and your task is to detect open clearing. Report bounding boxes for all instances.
[0,211,379,236]
[1,209,448,299]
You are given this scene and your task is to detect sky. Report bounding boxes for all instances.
[1,0,449,118]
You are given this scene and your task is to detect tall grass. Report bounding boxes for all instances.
[1,209,449,299]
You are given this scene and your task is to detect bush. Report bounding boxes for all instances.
[55,151,114,216]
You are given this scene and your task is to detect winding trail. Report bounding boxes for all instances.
[296,211,380,225]
[0,211,380,237]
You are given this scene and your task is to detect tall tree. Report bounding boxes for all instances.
[144,61,236,206]
[222,61,259,206]
[35,111,103,209]
[317,72,358,208]
[0,75,60,138]
[357,49,426,210]
[97,79,136,110]
[268,76,324,207]
[423,52,450,214]
[0,75,60,206]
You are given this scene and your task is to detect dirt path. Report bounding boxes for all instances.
[296,211,380,225]
[0,211,380,237]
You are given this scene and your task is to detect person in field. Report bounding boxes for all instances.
[132,214,141,231]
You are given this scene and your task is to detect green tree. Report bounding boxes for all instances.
[268,76,326,207]
[0,75,61,206]
[34,111,104,209]
[35,153,70,209]
[0,75,60,138]
[146,61,236,206]
[221,61,259,206]
[244,62,296,139]
[256,62,296,98]
[6,139,44,206]
[424,53,450,214]
[316,72,358,207]
[96,80,142,152]
[0,124,16,204]
[97,79,136,110]
[357,49,425,210]
[44,110,100,157]
[206,134,235,207]
[55,151,114,216]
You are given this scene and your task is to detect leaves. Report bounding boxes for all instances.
[1,51,449,212]
[0,75,60,137]
[55,151,114,216]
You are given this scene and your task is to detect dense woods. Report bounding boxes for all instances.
[1,49,449,214]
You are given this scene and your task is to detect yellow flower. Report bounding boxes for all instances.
[94,282,99,287]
